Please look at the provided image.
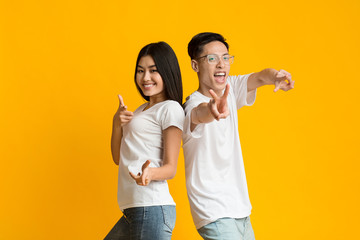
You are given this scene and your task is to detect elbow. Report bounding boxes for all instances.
[169,171,176,179]
[167,167,177,180]
[168,173,176,180]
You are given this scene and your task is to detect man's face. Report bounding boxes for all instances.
[193,41,230,96]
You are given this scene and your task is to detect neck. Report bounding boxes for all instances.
[148,95,167,107]
[198,86,222,98]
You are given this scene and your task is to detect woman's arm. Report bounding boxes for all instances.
[111,95,133,165]
[129,126,182,185]
[111,122,122,165]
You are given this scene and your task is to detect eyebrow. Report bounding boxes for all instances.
[204,53,230,57]
[137,65,157,68]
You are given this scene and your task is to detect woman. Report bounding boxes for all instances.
[105,42,184,240]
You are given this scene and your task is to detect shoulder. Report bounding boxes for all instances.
[161,100,183,111]
[227,74,253,85]
[184,92,207,113]
[156,100,184,117]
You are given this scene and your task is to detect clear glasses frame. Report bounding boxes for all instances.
[196,54,234,65]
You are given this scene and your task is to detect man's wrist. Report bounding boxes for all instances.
[260,68,277,85]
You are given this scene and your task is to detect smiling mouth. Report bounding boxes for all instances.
[214,72,226,83]
[143,83,155,89]
[214,73,226,77]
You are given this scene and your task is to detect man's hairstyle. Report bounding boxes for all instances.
[188,32,229,60]
[134,42,183,105]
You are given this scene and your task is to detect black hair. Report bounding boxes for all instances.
[188,32,229,59]
[134,42,183,105]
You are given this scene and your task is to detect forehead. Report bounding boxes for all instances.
[138,55,156,67]
[201,41,228,55]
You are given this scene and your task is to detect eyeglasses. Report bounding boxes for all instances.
[196,54,234,65]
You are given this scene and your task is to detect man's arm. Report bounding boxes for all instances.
[247,68,295,92]
[190,84,230,131]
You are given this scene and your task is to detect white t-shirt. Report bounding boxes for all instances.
[117,100,184,210]
[182,74,257,229]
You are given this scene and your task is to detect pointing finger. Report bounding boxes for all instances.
[129,172,137,180]
[274,81,280,92]
[222,84,230,99]
[208,89,219,100]
[118,95,125,107]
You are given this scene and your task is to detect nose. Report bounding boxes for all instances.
[143,70,151,81]
[216,57,225,68]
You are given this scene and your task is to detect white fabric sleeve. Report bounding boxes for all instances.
[160,101,185,131]
[227,74,257,109]
[183,101,205,139]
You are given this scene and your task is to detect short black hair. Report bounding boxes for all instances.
[188,32,229,59]
[134,42,183,105]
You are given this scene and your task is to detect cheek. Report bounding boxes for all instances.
[199,64,212,74]
[135,78,140,87]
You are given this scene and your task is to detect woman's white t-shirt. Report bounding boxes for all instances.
[117,100,184,210]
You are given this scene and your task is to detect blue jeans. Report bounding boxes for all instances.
[198,217,255,240]
[104,205,176,240]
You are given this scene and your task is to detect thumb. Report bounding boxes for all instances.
[275,71,286,81]
[142,160,151,171]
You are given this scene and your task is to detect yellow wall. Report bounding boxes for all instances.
[1,0,359,239]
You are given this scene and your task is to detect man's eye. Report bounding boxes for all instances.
[223,56,230,61]
[208,57,216,61]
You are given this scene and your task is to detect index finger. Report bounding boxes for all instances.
[118,94,125,106]
[208,89,219,100]
[222,84,230,99]
[129,171,137,181]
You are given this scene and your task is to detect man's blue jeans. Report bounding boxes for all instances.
[104,205,176,240]
[198,217,255,240]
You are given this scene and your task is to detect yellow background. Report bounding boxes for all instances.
[1,0,359,239]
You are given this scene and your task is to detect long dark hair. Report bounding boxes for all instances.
[134,42,183,106]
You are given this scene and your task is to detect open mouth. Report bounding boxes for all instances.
[214,72,226,83]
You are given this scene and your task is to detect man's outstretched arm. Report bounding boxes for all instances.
[247,68,295,92]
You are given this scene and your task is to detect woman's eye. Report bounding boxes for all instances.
[137,69,143,73]
[150,69,158,73]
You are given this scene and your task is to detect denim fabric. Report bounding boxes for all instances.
[198,217,255,240]
[104,205,176,240]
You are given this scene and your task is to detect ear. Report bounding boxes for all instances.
[191,59,199,72]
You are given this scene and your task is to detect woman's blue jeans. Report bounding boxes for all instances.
[104,205,176,240]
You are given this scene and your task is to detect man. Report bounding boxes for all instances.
[182,32,294,240]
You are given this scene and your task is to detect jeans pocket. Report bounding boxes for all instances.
[122,210,130,225]
[161,205,176,232]
[123,207,143,224]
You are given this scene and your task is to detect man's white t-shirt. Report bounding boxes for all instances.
[117,100,184,211]
[182,74,256,229]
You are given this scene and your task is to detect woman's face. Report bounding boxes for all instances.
[136,55,166,103]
